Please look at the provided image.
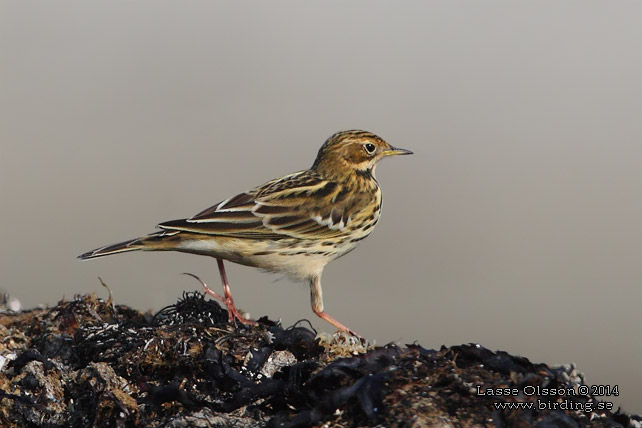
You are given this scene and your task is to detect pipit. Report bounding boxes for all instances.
[79,130,412,336]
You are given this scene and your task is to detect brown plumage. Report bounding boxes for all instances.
[79,130,412,336]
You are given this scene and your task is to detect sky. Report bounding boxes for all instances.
[1,1,640,412]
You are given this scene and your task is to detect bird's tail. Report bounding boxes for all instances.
[78,231,178,260]
[78,237,145,260]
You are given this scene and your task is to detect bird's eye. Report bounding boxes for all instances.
[364,143,376,154]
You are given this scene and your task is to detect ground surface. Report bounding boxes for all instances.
[0,291,638,427]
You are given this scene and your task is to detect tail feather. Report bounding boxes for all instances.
[78,237,145,260]
[79,230,183,260]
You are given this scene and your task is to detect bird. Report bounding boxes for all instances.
[79,130,412,336]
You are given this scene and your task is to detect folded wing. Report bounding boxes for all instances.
[158,171,368,240]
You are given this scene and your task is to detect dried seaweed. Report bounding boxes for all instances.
[0,292,638,427]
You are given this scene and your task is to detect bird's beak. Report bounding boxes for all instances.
[382,146,413,156]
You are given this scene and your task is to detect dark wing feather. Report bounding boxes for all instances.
[158,171,372,240]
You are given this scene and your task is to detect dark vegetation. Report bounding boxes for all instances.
[0,291,638,427]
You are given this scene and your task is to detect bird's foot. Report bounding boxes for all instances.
[221,295,258,326]
[182,273,257,326]
[313,309,362,340]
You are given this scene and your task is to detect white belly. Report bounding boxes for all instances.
[175,236,359,281]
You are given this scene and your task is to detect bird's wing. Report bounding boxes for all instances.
[158,171,370,240]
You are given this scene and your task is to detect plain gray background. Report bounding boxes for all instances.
[1,1,640,412]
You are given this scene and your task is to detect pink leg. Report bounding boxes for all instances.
[310,276,361,338]
[183,263,256,326]
[214,259,256,325]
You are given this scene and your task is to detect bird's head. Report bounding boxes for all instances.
[312,130,412,178]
